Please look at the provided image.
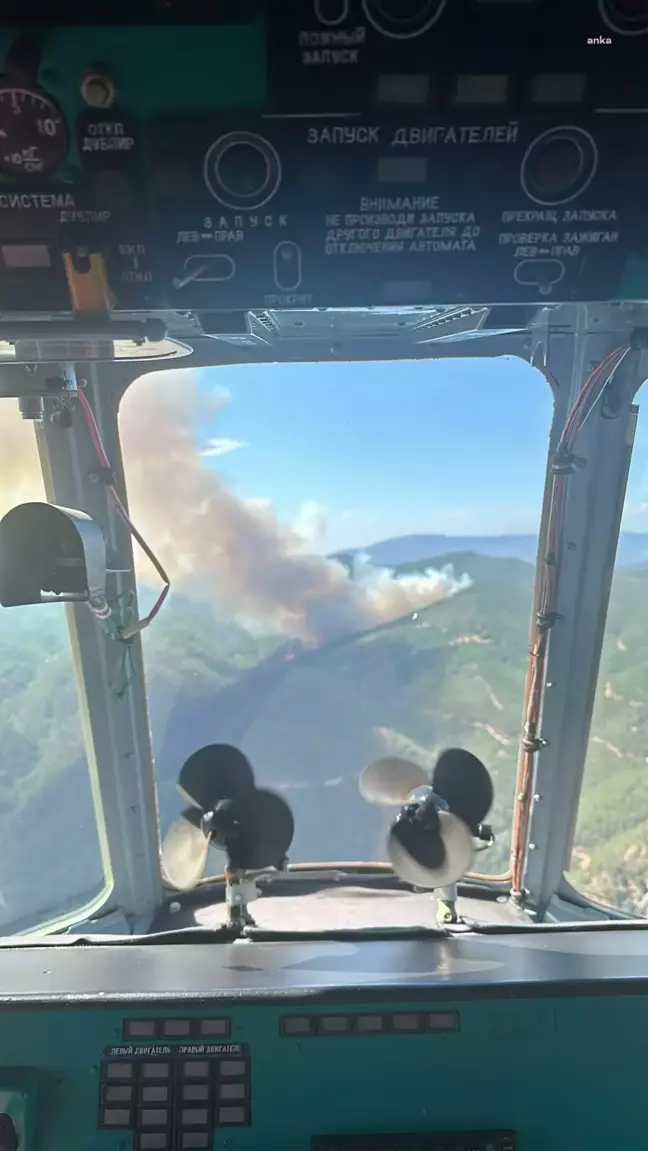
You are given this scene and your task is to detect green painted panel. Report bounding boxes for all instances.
[0,996,646,1150]
[0,23,267,124]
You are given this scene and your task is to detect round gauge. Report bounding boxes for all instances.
[520,126,598,207]
[361,0,447,39]
[203,131,282,210]
[0,87,68,178]
[598,0,648,36]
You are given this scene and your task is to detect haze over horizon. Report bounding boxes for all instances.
[2,355,648,600]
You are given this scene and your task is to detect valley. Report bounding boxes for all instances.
[1,540,647,931]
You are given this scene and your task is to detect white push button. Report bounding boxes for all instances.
[104,1085,132,1103]
[219,1082,245,1101]
[141,1086,169,1104]
[183,1085,210,1102]
[273,241,302,291]
[219,1060,245,1077]
[163,1019,191,1036]
[106,1062,133,1079]
[182,1108,209,1126]
[218,1105,246,1125]
[199,1018,229,1036]
[140,1109,168,1126]
[183,1061,209,1078]
[181,1135,210,1149]
[142,1063,170,1079]
[138,1136,168,1150]
[102,1108,131,1126]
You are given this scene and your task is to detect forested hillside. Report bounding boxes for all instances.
[0,548,647,932]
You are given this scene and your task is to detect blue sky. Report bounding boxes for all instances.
[198,357,554,551]
[195,356,648,552]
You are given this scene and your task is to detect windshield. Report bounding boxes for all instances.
[0,411,110,934]
[120,359,552,881]
[3,354,644,934]
[569,393,648,918]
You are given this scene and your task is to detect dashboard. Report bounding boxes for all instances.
[0,2,646,320]
[0,929,647,1150]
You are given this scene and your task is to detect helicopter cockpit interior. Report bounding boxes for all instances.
[0,2,647,1149]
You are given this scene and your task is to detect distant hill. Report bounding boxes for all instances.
[359,532,648,570]
[1,545,648,930]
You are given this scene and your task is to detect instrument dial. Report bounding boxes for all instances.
[361,0,447,39]
[203,131,282,210]
[598,0,648,35]
[520,126,598,207]
[0,87,68,178]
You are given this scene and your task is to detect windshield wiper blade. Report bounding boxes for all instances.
[244,924,452,942]
[45,924,454,945]
[461,918,648,934]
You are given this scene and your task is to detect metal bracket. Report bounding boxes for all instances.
[35,362,163,929]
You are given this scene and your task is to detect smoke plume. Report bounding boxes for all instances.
[0,370,471,643]
[0,404,45,517]
[119,371,470,642]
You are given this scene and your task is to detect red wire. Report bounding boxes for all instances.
[76,386,170,636]
[510,344,629,894]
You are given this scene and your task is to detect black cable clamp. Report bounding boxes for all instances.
[88,465,116,486]
[536,610,561,632]
[551,449,585,475]
[521,736,548,753]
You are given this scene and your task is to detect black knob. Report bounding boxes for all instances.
[0,1113,18,1151]
[5,34,42,83]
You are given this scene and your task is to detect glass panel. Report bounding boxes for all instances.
[569,402,648,916]
[121,360,552,879]
[0,403,108,933]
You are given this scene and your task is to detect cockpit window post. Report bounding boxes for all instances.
[34,362,163,928]
[517,306,647,917]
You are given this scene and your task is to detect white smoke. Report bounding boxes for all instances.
[351,552,472,619]
[119,371,471,642]
[0,404,44,517]
[292,500,328,545]
[0,370,472,643]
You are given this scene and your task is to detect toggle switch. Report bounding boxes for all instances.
[514,259,565,295]
[273,241,302,291]
[173,255,236,289]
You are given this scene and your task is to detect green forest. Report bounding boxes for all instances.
[0,548,647,933]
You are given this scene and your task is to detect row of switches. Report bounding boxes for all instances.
[99,1053,250,1145]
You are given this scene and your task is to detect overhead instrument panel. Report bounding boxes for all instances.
[0,107,645,313]
[0,0,265,22]
[148,110,647,309]
[0,6,646,315]
[267,0,648,112]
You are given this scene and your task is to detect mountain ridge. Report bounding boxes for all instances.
[0,546,647,930]
[355,532,648,569]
